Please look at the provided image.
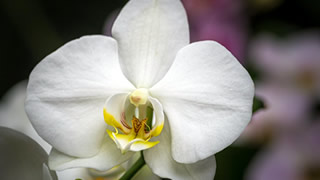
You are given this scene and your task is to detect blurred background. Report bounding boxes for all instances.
[0,0,320,179]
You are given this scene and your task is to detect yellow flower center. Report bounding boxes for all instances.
[103,89,163,153]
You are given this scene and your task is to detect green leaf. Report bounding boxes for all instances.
[252,96,265,113]
[215,146,261,180]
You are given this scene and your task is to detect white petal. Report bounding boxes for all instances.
[56,168,91,180]
[148,96,164,137]
[42,163,55,180]
[112,0,189,88]
[144,121,216,180]
[57,163,127,180]
[49,135,134,171]
[150,41,254,163]
[104,93,131,134]
[25,35,134,157]
[0,81,51,153]
[0,127,57,179]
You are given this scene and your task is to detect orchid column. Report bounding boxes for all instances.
[25,0,254,179]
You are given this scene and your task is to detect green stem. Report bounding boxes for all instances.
[119,152,145,180]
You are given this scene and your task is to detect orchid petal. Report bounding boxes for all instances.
[49,135,134,171]
[112,0,189,88]
[144,121,216,180]
[0,81,51,153]
[150,41,254,163]
[0,127,58,180]
[148,96,164,137]
[104,93,131,134]
[56,168,91,180]
[130,140,159,152]
[25,35,134,158]
[107,129,159,153]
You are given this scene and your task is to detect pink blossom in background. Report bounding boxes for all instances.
[102,10,120,36]
[182,0,248,63]
[247,145,300,180]
[250,32,320,97]
[246,120,320,180]
[238,82,312,144]
[238,32,320,145]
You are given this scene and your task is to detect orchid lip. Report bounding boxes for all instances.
[103,90,163,153]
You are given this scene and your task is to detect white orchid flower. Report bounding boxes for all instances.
[25,0,254,179]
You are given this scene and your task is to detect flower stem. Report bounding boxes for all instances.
[119,152,146,180]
